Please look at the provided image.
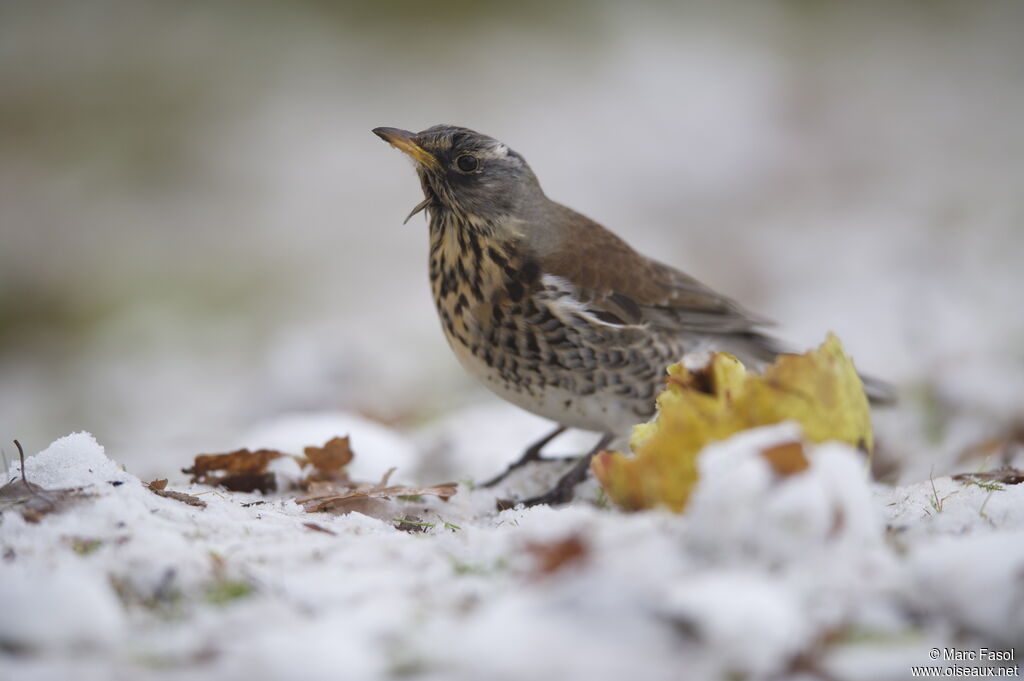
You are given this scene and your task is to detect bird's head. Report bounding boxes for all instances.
[373,125,546,233]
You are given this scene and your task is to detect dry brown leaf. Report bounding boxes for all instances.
[178,437,445,517]
[297,468,456,514]
[187,448,284,475]
[952,467,1024,486]
[0,440,94,522]
[525,534,589,577]
[0,478,92,523]
[146,478,207,508]
[183,448,285,492]
[303,436,353,475]
[299,482,458,513]
[760,441,811,476]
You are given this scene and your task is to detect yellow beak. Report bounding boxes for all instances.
[372,127,440,170]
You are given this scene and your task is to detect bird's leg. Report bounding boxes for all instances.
[479,425,567,488]
[516,432,615,508]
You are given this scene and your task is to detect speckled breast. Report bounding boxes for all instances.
[427,221,681,434]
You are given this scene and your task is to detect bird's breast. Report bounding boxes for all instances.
[427,221,524,345]
[426,220,681,433]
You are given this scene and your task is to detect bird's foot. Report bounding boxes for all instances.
[494,432,613,510]
[479,425,567,488]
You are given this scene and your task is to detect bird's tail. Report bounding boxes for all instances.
[858,373,898,405]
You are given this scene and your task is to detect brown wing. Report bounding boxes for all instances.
[536,206,898,404]
[539,205,771,334]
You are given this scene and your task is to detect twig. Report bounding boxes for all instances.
[13,438,49,501]
[14,440,26,484]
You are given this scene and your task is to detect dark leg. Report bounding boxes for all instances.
[479,424,568,488]
[515,432,614,508]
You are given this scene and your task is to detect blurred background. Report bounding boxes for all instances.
[2,0,1022,481]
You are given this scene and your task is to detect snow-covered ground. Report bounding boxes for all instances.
[2,420,1022,681]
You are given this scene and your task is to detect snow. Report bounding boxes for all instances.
[3,424,1022,680]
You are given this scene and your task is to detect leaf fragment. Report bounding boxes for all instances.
[952,467,1024,486]
[177,436,455,518]
[147,478,207,508]
[525,534,589,577]
[183,448,285,492]
[302,436,354,484]
[298,476,457,514]
[760,441,810,476]
[1,440,94,522]
[303,436,354,474]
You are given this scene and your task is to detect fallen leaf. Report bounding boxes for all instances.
[298,468,456,514]
[0,440,93,522]
[525,534,589,576]
[177,438,450,518]
[146,478,207,508]
[592,334,872,512]
[0,479,92,523]
[952,467,1024,486]
[183,448,285,492]
[760,441,810,476]
[303,436,354,477]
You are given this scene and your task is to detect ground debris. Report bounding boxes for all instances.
[182,437,354,493]
[302,436,354,483]
[302,521,337,535]
[952,467,1024,486]
[393,515,431,533]
[525,534,589,577]
[760,440,810,476]
[178,437,457,518]
[0,440,93,522]
[147,478,207,508]
[298,468,456,514]
[183,448,286,492]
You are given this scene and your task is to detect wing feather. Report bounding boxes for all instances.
[538,206,770,335]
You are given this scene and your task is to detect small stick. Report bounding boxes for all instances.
[13,439,51,502]
[14,440,26,484]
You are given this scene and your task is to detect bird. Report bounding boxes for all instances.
[372,124,892,507]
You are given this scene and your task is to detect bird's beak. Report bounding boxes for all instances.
[372,127,440,170]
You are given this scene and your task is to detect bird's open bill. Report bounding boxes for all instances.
[372,127,440,170]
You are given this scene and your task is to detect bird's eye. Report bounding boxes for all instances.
[455,154,479,172]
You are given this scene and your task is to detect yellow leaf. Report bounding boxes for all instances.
[592,333,872,512]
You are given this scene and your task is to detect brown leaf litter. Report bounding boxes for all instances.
[0,440,93,523]
[525,534,590,577]
[760,441,811,476]
[179,436,456,516]
[297,468,456,514]
[952,467,1024,486]
[147,478,207,508]
[183,448,284,493]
